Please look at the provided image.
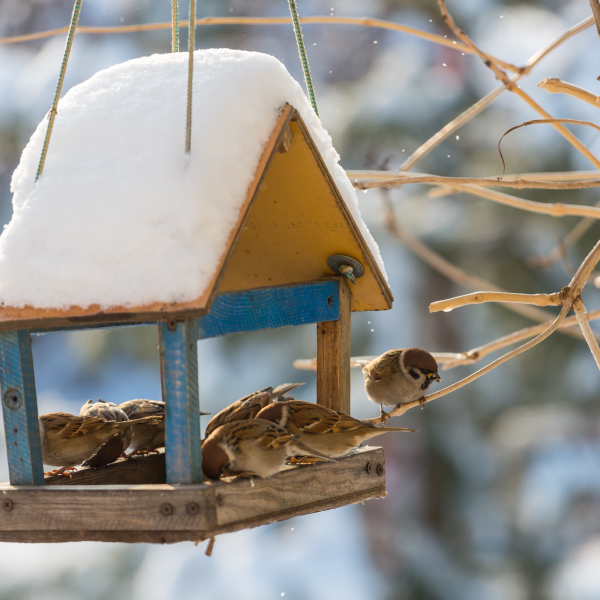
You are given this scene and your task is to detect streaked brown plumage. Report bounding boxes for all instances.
[362,348,440,420]
[118,399,211,453]
[256,400,417,458]
[204,382,304,438]
[202,418,334,480]
[79,399,131,468]
[39,411,162,474]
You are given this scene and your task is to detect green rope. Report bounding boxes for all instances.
[185,0,196,153]
[287,0,319,117]
[35,0,83,181]
[171,0,179,52]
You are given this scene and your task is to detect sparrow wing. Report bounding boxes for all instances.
[363,349,402,381]
[56,414,110,438]
[205,392,272,437]
[287,402,367,435]
[119,399,165,420]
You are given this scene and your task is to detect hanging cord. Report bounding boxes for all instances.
[35,0,83,181]
[287,0,319,117]
[171,0,179,52]
[185,0,196,153]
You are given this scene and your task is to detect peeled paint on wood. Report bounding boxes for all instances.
[0,447,386,543]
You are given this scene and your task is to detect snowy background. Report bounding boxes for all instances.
[1,0,600,599]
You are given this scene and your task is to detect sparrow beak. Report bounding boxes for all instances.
[427,372,441,382]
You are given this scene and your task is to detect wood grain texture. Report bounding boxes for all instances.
[218,109,393,313]
[0,331,44,485]
[316,277,352,414]
[0,446,386,543]
[159,320,202,484]
[198,280,340,339]
[42,451,166,486]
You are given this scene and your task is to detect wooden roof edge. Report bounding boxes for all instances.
[290,110,394,310]
[196,104,297,313]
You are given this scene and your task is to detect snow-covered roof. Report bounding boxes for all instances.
[0,49,389,321]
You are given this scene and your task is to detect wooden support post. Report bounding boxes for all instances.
[316,277,351,414]
[0,330,44,485]
[158,319,202,484]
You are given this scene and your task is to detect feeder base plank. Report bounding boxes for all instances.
[0,447,386,544]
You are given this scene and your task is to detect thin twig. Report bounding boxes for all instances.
[439,183,600,219]
[293,352,465,371]
[572,299,600,370]
[437,0,600,171]
[498,119,600,177]
[379,190,584,336]
[353,173,600,191]
[430,291,562,313]
[442,308,600,369]
[0,16,518,69]
[364,304,572,423]
[538,78,600,108]
[350,169,600,183]
[397,16,595,173]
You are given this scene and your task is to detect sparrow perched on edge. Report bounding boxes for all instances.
[362,348,441,421]
[79,399,131,468]
[204,382,304,439]
[39,412,163,476]
[201,418,334,480]
[256,400,417,459]
[118,399,211,454]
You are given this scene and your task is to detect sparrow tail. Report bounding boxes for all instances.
[272,382,305,398]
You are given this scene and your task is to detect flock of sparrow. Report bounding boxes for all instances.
[38,347,441,480]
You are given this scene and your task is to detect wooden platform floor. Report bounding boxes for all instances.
[0,446,386,543]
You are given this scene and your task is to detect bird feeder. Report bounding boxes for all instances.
[0,51,392,543]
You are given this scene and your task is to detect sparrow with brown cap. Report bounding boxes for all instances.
[201,418,333,480]
[362,348,441,422]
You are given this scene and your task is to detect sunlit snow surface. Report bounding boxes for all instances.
[1,49,386,310]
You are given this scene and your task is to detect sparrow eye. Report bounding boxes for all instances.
[409,368,420,380]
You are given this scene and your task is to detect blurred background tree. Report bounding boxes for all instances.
[1,1,600,599]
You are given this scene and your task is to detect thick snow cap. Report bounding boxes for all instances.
[1,49,386,310]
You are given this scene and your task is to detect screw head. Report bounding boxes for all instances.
[2,388,22,412]
[376,463,384,476]
[187,502,200,515]
[160,502,173,515]
[365,462,372,474]
[216,494,224,507]
[2,499,13,512]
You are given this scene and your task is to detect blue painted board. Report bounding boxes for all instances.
[0,330,44,485]
[159,319,202,484]
[198,280,340,339]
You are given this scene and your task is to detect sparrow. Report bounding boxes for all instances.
[202,418,334,480]
[79,399,131,468]
[39,412,163,475]
[362,348,441,421]
[256,400,417,458]
[204,382,304,439]
[118,399,211,454]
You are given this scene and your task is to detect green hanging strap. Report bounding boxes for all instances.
[35,0,83,181]
[287,0,319,117]
[171,0,179,52]
[185,0,196,153]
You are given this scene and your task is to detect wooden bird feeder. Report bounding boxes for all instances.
[0,104,393,543]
